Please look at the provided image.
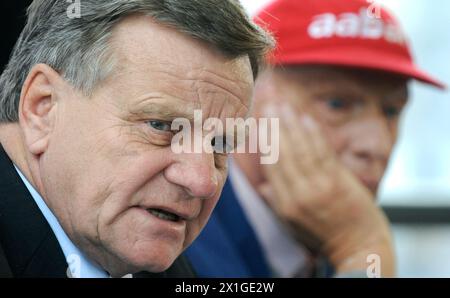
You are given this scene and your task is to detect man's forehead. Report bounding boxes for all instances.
[107,15,254,113]
[275,65,409,96]
[110,14,253,84]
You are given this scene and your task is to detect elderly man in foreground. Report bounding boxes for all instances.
[0,0,272,278]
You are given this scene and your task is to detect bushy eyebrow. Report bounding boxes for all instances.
[128,101,197,122]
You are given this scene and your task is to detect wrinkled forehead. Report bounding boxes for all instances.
[110,14,253,86]
[102,15,254,118]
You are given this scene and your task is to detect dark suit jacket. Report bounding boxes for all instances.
[185,179,272,277]
[0,143,195,278]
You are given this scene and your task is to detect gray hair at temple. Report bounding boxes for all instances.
[0,0,274,123]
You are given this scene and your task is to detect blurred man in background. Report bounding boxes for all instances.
[186,0,445,278]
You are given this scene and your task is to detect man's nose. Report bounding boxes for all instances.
[165,152,219,199]
[351,114,394,162]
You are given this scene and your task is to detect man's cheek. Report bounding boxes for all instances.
[319,123,346,154]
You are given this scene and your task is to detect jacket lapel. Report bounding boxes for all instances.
[0,143,68,277]
[186,178,271,277]
[0,243,12,278]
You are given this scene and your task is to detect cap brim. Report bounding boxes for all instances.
[274,46,447,90]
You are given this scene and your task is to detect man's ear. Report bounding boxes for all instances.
[19,63,62,156]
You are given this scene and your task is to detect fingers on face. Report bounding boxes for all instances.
[261,101,340,208]
[262,161,291,213]
[278,102,336,176]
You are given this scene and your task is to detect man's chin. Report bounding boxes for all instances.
[117,246,181,275]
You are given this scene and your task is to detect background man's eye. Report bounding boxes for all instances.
[326,98,348,110]
[383,106,401,118]
[148,120,172,132]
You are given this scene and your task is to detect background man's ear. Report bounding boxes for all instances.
[19,63,61,155]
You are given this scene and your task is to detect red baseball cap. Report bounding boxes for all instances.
[254,0,446,89]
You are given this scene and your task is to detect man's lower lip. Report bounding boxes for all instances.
[132,207,186,243]
[148,211,185,224]
[135,207,186,228]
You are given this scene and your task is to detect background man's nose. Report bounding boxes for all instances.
[165,152,219,199]
[351,115,394,163]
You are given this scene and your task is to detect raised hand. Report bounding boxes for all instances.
[258,102,395,277]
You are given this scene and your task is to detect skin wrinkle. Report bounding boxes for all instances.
[150,70,250,112]
[128,98,198,122]
[91,95,175,155]
[95,181,153,271]
[53,111,136,270]
[194,68,252,111]
[122,80,250,155]
[110,39,251,110]
[65,179,115,270]
[163,65,252,97]
[120,67,250,123]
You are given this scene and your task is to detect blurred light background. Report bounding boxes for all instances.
[241,0,450,277]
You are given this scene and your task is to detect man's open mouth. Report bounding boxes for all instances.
[147,208,182,222]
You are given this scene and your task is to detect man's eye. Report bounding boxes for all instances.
[383,106,401,119]
[326,97,349,110]
[147,120,172,132]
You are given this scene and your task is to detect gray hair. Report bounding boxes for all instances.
[0,0,274,123]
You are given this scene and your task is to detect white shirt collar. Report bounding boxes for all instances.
[14,165,109,278]
[229,159,312,277]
